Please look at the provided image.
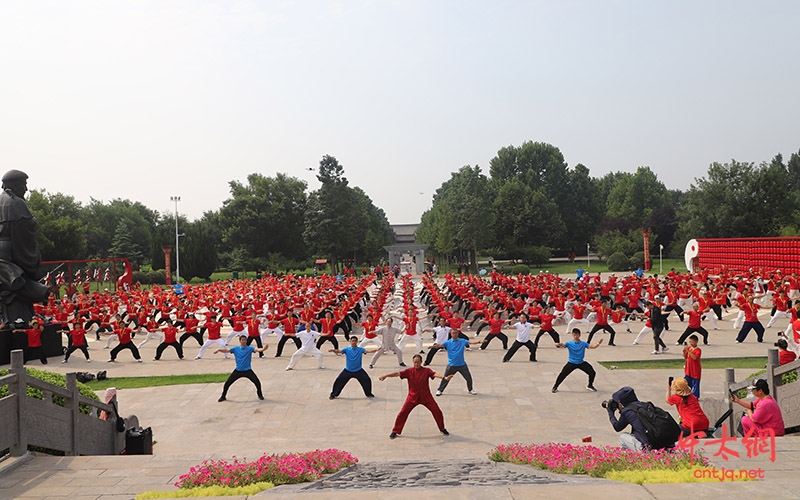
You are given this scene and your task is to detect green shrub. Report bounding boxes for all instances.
[511,264,531,275]
[520,246,552,267]
[132,270,150,284]
[0,367,101,414]
[147,270,167,285]
[630,251,647,270]
[607,252,630,272]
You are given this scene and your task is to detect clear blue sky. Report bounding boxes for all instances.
[2,1,798,224]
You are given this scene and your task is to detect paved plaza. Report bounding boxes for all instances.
[1,281,800,499]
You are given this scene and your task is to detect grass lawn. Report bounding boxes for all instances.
[598,357,767,370]
[85,373,229,391]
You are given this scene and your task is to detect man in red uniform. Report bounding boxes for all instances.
[13,317,47,364]
[379,354,453,439]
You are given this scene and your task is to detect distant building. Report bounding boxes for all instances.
[385,224,428,274]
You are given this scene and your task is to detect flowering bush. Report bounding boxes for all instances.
[175,449,358,489]
[489,442,707,478]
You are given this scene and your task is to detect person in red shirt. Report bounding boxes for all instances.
[682,335,702,398]
[735,295,765,343]
[379,354,453,439]
[245,313,266,358]
[179,313,203,347]
[533,310,563,347]
[776,338,797,365]
[107,315,142,363]
[676,303,710,345]
[666,378,709,436]
[314,310,340,350]
[478,312,508,350]
[275,311,302,357]
[196,313,229,359]
[587,300,617,346]
[13,318,47,364]
[61,321,91,363]
[153,318,184,360]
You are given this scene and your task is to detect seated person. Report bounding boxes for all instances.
[666,378,709,436]
[607,386,648,451]
[776,338,797,365]
[731,379,785,437]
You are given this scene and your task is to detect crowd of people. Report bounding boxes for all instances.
[18,265,796,440]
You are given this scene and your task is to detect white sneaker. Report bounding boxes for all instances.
[663,346,669,352]
[435,390,442,396]
[86,359,91,363]
[138,359,143,363]
[632,342,639,345]
[651,350,660,355]
[61,359,67,364]
[469,389,477,395]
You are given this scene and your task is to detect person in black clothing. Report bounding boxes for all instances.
[607,386,648,450]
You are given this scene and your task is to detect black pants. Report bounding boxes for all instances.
[180,332,204,347]
[424,346,444,365]
[110,341,141,361]
[653,325,667,350]
[503,340,537,362]
[587,324,616,344]
[246,336,264,357]
[534,329,560,345]
[26,346,47,364]
[64,344,90,361]
[736,322,765,343]
[676,327,709,345]
[316,335,339,350]
[553,361,596,389]
[155,341,184,360]
[480,332,508,350]
[275,335,301,357]
[330,368,373,398]
[437,364,473,392]
[221,369,263,399]
[710,304,723,321]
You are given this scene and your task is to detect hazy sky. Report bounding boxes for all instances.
[2,1,798,224]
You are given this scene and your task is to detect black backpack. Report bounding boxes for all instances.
[634,401,682,449]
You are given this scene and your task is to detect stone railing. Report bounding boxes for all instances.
[701,347,800,435]
[0,350,127,456]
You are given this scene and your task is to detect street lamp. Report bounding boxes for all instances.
[659,244,664,275]
[587,243,590,270]
[171,196,181,283]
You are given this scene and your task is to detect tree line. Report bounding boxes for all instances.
[29,155,393,280]
[28,144,800,279]
[416,141,800,272]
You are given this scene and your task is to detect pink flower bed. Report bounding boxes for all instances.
[175,449,358,489]
[489,442,707,477]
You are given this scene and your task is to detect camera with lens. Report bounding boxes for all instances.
[601,399,619,411]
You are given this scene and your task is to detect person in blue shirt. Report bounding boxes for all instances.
[328,336,379,399]
[432,328,483,396]
[551,328,603,393]
[214,335,269,402]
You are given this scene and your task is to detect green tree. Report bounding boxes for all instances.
[83,199,155,261]
[180,220,218,280]
[109,219,144,265]
[304,155,374,273]
[419,165,492,273]
[219,172,308,266]
[675,159,790,241]
[605,167,670,227]
[27,190,87,261]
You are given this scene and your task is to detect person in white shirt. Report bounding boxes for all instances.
[502,313,538,363]
[285,322,325,370]
[423,317,451,366]
[369,318,406,369]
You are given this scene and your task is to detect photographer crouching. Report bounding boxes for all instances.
[604,386,648,451]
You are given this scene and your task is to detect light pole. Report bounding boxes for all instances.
[171,196,181,283]
[587,243,590,270]
[659,244,664,275]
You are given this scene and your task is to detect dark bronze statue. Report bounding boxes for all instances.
[0,170,49,325]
